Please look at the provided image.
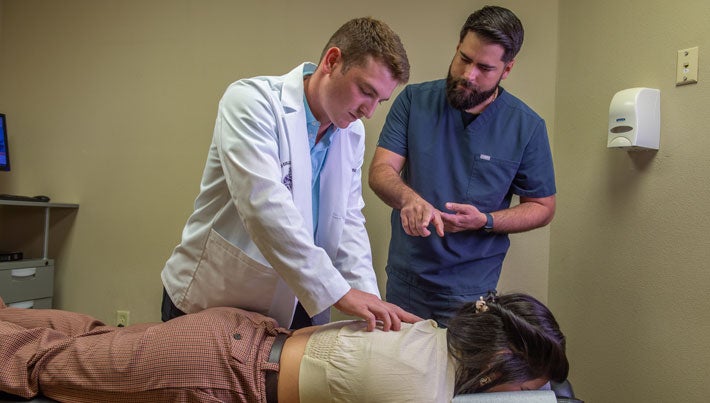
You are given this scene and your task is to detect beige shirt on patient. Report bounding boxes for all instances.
[299,319,456,402]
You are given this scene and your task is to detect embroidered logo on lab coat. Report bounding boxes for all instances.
[281,161,292,191]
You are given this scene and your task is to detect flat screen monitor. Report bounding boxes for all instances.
[0,113,9,171]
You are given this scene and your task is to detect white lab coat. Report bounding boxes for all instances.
[161,63,380,327]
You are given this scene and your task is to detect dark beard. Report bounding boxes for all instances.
[445,72,499,111]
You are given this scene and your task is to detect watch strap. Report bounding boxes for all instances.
[483,212,494,233]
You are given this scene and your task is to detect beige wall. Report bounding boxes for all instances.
[552,1,710,401]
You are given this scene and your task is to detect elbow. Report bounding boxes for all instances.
[367,165,382,193]
[540,200,556,227]
[541,209,555,227]
[523,195,555,228]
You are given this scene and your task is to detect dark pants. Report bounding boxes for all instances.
[161,288,330,328]
[161,288,186,322]
[289,301,330,328]
[385,271,496,328]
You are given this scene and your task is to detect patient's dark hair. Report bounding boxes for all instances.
[320,17,410,84]
[447,293,569,394]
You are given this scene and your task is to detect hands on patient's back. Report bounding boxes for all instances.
[334,288,423,332]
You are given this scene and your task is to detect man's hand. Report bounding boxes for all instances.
[400,196,445,237]
[333,288,423,331]
[369,147,444,237]
[440,195,556,234]
[440,202,486,233]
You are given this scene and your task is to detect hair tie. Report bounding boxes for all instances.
[475,296,489,313]
[485,290,497,302]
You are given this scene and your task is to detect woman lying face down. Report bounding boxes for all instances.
[0,292,567,402]
[445,293,569,394]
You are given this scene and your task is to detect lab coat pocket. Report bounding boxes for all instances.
[186,229,279,316]
[317,213,344,258]
[465,154,519,210]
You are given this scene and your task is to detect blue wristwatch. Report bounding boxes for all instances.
[483,212,494,233]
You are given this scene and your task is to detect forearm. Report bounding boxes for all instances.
[489,195,555,234]
[368,163,420,210]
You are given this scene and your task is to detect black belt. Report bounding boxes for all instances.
[265,332,288,403]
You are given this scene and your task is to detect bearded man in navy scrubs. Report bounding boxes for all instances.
[369,6,556,326]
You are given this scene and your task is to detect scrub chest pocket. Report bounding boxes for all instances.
[466,154,520,211]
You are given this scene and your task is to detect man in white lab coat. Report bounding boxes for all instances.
[161,17,419,331]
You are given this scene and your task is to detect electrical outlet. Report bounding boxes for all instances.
[676,46,699,85]
[116,310,130,327]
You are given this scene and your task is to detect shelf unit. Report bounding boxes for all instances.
[0,199,79,308]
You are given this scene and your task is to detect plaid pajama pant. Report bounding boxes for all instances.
[0,298,288,402]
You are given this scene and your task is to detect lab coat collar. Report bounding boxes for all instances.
[280,63,315,237]
[281,62,317,114]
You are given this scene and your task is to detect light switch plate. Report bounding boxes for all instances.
[676,47,699,86]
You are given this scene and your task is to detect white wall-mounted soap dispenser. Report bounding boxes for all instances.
[608,87,660,150]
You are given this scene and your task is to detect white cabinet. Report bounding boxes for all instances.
[0,199,78,308]
[0,259,54,308]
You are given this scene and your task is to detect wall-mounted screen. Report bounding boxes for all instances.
[0,113,10,171]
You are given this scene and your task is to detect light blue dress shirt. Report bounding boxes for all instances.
[303,72,336,235]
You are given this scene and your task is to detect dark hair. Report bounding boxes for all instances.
[447,293,569,395]
[320,17,410,84]
[459,6,524,62]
